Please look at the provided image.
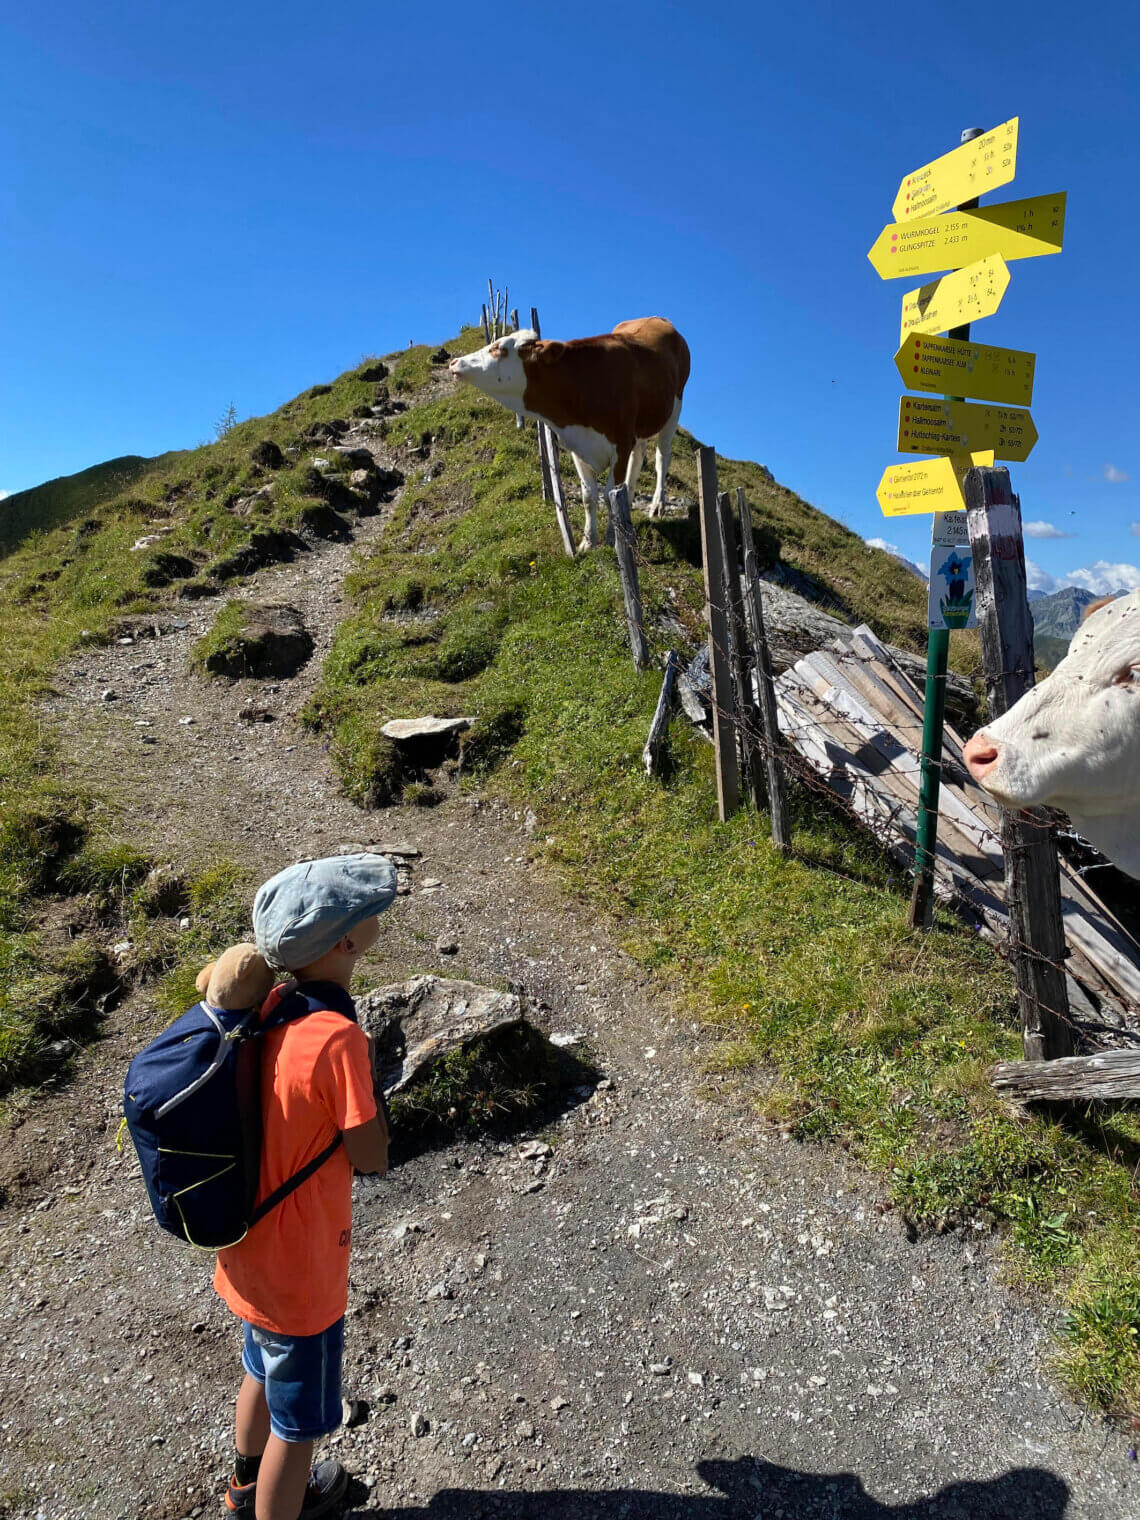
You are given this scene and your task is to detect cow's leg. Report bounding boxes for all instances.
[625,439,648,500]
[649,395,683,516]
[570,453,601,551]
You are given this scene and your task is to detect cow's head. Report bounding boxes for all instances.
[448,330,541,408]
[963,589,1140,876]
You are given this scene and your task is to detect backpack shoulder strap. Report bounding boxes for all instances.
[247,1134,342,1227]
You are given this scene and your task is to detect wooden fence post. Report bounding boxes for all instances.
[510,308,519,332]
[608,484,649,670]
[736,487,789,851]
[695,447,740,820]
[966,464,1074,1060]
[643,650,681,776]
[481,304,490,343]
[716,491,763,805]
[529,308,574,554]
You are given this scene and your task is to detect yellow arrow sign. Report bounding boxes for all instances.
[895,333,1035,407]
[868,193,1066,280]
[893,118,1018,222]
[876,451,995,518]
[900,255,1009,345]
[897,397,1037,462]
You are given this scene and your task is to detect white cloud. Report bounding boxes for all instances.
[1104,463,1130,483]
[866,537,927,580]
[0,490,9,501]
[1023,520,1070,540]
[1025,558,1059,594]
[1064,560,1140,596]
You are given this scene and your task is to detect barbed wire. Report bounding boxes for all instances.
[586,483,1140,1052]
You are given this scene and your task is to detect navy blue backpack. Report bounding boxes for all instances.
[123,986,342,1250]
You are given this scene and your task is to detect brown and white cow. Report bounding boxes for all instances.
[963,589,1140,877]
[449,317,691,553]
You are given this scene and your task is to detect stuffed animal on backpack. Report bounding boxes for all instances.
[195,943,277,1012]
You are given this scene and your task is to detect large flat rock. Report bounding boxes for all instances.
[358,974,523,1094]
[381,716,473,743]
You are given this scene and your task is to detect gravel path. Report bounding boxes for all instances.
[2,419,1135,1520]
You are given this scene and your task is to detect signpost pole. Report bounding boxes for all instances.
[908,125,985,930]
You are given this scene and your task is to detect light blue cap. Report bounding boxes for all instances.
[253,853,399,971]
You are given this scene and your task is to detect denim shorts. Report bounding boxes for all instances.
[241,1317,344,1442]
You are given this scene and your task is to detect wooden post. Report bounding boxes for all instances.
[608,484,649,670]
[736,487,789,851]
[487,279,495,337]
[992,1048,1140,1103]
[695,446,740,820]
[528,309,574,555]
[716,490,763,805]
[966,464,1074,1060]
[549,449,575,558]
[510,308,519,332]
[481,303,490,343]
[643,650,681,776]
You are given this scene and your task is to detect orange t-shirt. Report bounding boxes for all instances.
[214,982,377,1336]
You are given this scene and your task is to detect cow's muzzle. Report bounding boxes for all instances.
[963,732,1000,784]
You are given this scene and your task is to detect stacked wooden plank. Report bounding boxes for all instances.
[774,625,1140,1030]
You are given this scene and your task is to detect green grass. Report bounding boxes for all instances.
[300,338,1140,1418]
[0,346,412,1093]
[0,452,186,555]
[6,328,1139,1413]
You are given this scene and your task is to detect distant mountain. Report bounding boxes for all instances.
[0,452,183,555]
[1030,586,1101,641]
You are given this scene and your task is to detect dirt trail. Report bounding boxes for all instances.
[1,419,1135,1520]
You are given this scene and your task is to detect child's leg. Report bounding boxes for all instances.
[255,1436,314,1520]
[235,1373,270,1460]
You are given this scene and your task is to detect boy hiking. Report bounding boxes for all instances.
[217,854,396,1520]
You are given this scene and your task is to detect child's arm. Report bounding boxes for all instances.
[342,1117,388,1176]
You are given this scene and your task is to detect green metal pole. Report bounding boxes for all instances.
[908,126,985,930]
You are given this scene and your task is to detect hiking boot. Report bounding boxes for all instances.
[224,1476,256,1514]
[225,1459,348,1518]
[301,1460,349,1517]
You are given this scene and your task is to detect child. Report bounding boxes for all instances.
[216,854,397,1520]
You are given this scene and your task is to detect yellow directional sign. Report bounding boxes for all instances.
[897,396,1037,462]
[900,255,1009,345]
[876,451,995,518]
[895,333,1035,407]
[893,118,1018,222]
[868,193,1066,280]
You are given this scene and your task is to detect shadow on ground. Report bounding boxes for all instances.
[346,1456,1069,1519]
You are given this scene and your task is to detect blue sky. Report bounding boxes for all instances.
[2,0,1138,594]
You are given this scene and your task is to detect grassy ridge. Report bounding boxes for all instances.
[0,360,406,1093]
[4,331,1138,1412]
[0,453,187,555]
[305,337,1140,1416]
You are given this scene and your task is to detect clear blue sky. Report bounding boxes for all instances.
[3,0,1138,594]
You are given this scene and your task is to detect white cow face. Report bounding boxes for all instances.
[963,590,1140,877]
[448,330,538,411]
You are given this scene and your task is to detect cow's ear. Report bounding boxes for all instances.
[516,338,540,357]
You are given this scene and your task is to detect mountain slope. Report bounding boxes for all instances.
[0,451,186,555]
[1030,585,1100,641]
[4,330,1140,1419]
